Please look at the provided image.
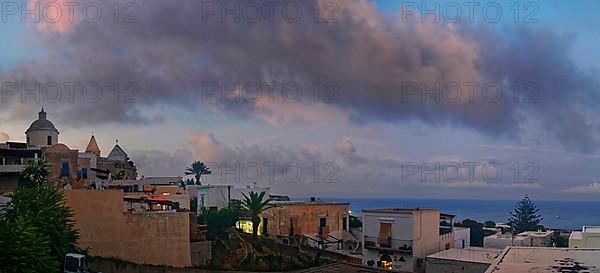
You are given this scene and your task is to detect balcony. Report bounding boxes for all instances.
[0,165,26,173]
[364,236,413,253]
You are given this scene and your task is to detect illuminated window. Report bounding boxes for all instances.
[236,220,255,234]
[378,254,393,270]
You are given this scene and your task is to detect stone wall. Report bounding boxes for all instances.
[64,189,192,267]
[190,241,212,267]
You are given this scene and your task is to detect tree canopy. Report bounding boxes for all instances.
[185,161,212,185]
[0,160,79,273]
[508,195,543,234]
[242,191,272,236]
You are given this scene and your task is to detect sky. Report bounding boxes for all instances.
[1,0,600,200]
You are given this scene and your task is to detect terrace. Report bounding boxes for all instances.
[364,235,413,253]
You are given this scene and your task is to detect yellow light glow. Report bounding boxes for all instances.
[236,220,261,235]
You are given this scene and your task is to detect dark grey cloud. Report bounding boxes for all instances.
[475,27,600,153]
[1,0,598,152]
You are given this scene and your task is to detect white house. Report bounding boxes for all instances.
[454,227,471,249]
[188,185,269,212]
[569,226,600,248]
[361,208,455,272]
[484,230,553,249]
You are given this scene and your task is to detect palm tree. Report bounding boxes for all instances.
[185,161,212,185]
[242,191,272,237]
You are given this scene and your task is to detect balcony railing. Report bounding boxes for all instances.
[0,165,26,173]
[364,236,413,253]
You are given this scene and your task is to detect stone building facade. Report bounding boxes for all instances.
[0,109,138,193]
[260,201,350,237]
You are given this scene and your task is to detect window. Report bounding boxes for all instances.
[262,217,269,235]
[320,217,327,228]
[319,217,327,235]
[60,162,70,177]
[47,135,53,145]
[81,168,88,179]
[342,217,348,231]
[290,216,300,235]
[27,137,30,145]
[378,222,392,247]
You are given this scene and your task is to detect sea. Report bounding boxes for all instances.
[325,198,600,230]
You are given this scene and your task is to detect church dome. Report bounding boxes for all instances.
[26,108,59,133]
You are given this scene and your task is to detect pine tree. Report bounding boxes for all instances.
[508,195,543,234]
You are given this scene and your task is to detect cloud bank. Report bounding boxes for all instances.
[1,0,598,154]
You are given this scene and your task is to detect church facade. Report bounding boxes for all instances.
[0,109,137,194]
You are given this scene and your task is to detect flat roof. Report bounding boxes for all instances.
[485,233,529,241]
[0,148,41,157]
[362,208,454,218]
[362,208,439,214]
[517,230,553,237]
[271,201,350,206]
[190,184,269,190]
[427,247,503,264]
[583,226,600,233]
[486,231,553,241]
[570,231,582,240]
[301,262,394,273]
[485,247,600,273]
